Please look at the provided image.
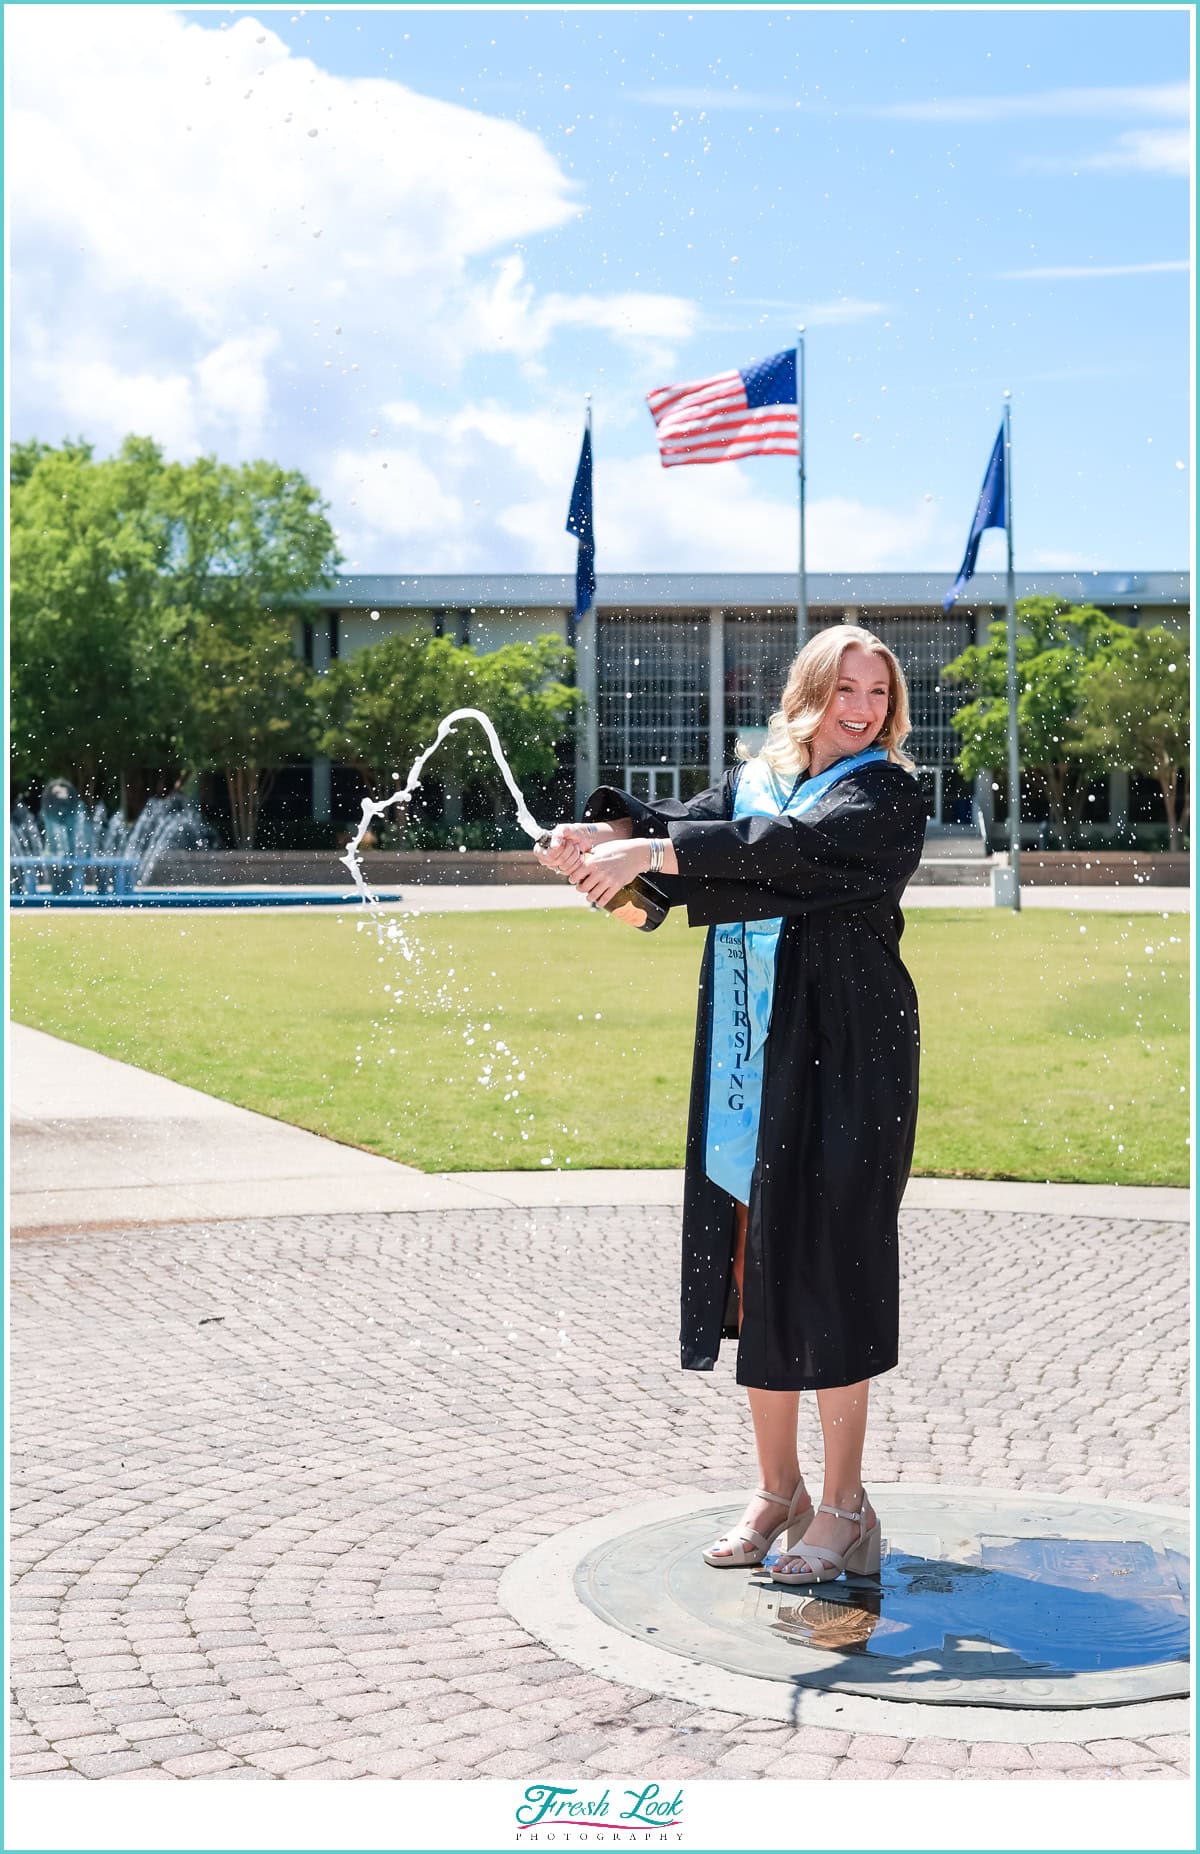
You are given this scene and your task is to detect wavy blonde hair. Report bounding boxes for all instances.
[735,623,916,777]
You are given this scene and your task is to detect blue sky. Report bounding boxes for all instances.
[9,4,1192,575]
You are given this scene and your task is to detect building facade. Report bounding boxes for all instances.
[297,571,1189,836]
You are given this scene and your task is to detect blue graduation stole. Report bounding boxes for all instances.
[704,747,888,1203]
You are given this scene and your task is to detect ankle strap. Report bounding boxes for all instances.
[818,1488,867,1523]
[756,1486,792,1509]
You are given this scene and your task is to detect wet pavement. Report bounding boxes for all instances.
[566,1486,1189,1709]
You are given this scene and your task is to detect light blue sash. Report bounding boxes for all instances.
[704,747,888,1203]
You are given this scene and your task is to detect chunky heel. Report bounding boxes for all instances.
[770,1486,881,1586]
[844,1520,881,1577]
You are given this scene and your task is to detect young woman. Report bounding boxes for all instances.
[536,625,927,1586]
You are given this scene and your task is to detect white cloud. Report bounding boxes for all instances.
[324,400,954,574]
[1069,128,1191,179]
[22,330,201,454]
[500,453,951,574]
[332,400,584,567]
[998,259,1189,281]
[10,9,579,338]
[18,323,281,461]
[849,82,1189,125]
[458,254,697,374]
[195,330,280,451]
[329,448,467,570]
[8,6,698,464]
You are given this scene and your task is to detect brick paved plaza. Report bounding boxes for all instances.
[9,1196,1190,1783]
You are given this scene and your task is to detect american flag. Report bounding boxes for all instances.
[647,348,798,468]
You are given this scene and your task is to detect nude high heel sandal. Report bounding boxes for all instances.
[769,1486,882,1585]
[702,1481,816,1569]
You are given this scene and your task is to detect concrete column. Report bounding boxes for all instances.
[708,607,725,784]
[311,613,333,822]
[575,604,600,816]
[1109,769,1131,839]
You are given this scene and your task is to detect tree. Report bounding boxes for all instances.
[318,632,579,824]
[1078,625,1190,849]
[157,454,341,847]
[10,436,92,487]
[941,596,1129,836]
[10,436,177,802]
[10,435,340,843]
[156,454,339,626]
[174,618,319,850]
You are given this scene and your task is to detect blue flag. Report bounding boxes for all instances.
[566,424,595,623]
[944,425,1006,611]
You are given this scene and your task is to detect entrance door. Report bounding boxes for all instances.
[914,765,943,825]
[626,765,681,803]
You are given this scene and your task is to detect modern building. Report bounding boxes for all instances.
[293,570,1189,837]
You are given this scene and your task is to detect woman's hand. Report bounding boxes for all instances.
[571,838,653,908]
[534,819,630,878]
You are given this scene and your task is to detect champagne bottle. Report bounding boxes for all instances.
[535,833,669,932]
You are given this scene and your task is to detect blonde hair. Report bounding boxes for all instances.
[735,623,916,777]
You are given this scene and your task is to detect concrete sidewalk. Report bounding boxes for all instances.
[26,881,1190,916]
[9,1024,1188,1232]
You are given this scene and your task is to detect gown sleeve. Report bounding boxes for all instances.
[582,774,732,833]
[664,766,928,927]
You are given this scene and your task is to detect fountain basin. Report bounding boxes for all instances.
[9,887,402,911]
[11,855,140,897]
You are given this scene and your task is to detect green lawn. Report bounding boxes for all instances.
[9,905,1189,1185]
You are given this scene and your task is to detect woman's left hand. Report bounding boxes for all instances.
[571,838,652,909]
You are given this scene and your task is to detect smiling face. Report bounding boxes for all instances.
[808,643,892,773]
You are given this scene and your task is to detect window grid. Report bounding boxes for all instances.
[858,614,972,770]
[597,615,710,778]
[598,611,972,783]
[724,616,796,751]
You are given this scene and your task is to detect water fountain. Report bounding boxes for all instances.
[10,778,212,901]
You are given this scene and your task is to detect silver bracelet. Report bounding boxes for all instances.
[648,836,665,876]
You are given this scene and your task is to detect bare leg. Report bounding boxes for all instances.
[705,1203,811,1559]
[772,1378,876,1573]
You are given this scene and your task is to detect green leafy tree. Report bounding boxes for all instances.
[942,596,1129,836]
[1078,625,1190,850]
[10,436,93,487]
[319,632,579,826]
[317,630,441,797]
[158,454,340,846]
[10,436,177,801]
[174,619,319,850]
[10,435,340,842]
[157,454,337,624]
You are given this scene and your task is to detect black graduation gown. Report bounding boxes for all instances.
[584,757,928,1393]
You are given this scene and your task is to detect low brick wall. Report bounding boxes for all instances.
[1017,852,1189,887]
[153,850,561,887]
[151,847,1189,889]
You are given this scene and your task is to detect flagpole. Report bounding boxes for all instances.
[796,327,808,652]
[578,394,599,811]
[1002,392,1021,911]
